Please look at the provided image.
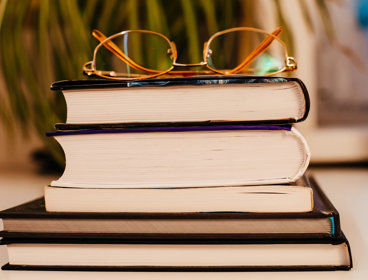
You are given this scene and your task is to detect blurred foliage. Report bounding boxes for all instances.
[0,0,338,169]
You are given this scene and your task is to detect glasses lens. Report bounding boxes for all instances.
[207,30,286,75]
[95,32,173,78]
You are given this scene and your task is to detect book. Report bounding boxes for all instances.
[47,125,310,188]
[0,176,338,240]
[1,234,352,271]
[44,182,313,213]
[51,75,310,126]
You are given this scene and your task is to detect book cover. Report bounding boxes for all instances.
[47,124,292,136]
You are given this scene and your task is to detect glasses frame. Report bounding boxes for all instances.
[83,27,297,80]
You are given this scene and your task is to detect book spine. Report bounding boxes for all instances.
[290,127,311,182]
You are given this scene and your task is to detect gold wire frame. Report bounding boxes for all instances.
[83,27,297,80]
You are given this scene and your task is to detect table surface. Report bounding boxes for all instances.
[0,168,367,279]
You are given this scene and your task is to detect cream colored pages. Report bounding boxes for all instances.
[7,243,350,267]
[44,184,313,213]
[64,82,305,123]
[50,128,310,188]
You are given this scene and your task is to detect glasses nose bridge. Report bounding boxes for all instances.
[172,41,209,67]
[172,61,207,67]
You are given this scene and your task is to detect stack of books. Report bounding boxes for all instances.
[0,75,352,271]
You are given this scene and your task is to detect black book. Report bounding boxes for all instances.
[1,234,352,271]
[51,75,310,128]
[0,176,340,241]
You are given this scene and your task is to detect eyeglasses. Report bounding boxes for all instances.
[83,26,297,80]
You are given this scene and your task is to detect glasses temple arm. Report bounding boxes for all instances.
[228,26,283,74]
[92,30,161,74]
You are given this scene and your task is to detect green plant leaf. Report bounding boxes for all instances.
[0,0,7,31]
[200,0,218,35]
[180,0,200,63]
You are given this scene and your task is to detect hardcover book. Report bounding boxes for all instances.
[47,125,310,188]
[51,75,310,126]
[1,234,352,271]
